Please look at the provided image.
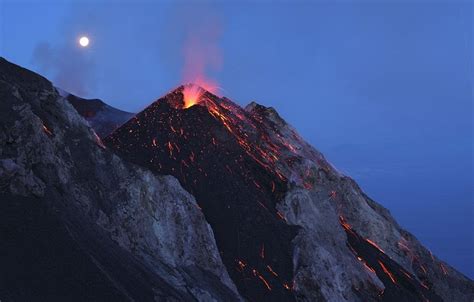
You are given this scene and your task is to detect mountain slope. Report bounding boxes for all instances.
[0,58,241,301]
[105,86,298,301]
[65,94,134,137]
[104,84,473,302]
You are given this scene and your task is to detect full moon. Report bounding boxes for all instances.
[79,36,90,47]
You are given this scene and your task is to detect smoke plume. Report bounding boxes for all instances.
[32,40,95,97]
[180,5,223,94]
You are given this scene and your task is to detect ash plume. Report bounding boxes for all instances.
[179,4,223,94]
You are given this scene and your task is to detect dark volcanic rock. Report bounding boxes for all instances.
[0,58,240,301]
[105,84,473,302]
[340,217,442,302]
[66,94,134,137]
[104,86,299,301]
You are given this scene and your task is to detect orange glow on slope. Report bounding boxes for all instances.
[257,273,272,291]
[356,256,376,274]
[378,260,397,284]
[42,124,52,136]
[363,262,376,274]
[236,259,247,272]
[339,216,352,231]
[93,132,106,149]
[366,239,385,253]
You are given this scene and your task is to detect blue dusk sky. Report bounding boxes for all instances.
[1,0,472,278]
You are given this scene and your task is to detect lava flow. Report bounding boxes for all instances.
[338,216,442,302]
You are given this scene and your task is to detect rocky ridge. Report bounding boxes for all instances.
[0,57,241,302]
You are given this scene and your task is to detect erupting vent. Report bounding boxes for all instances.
[182,84,205,109]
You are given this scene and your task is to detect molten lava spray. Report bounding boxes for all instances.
[180,9,222,109]
[183,84,205,109]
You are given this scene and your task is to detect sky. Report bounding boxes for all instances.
[1,0,472,278]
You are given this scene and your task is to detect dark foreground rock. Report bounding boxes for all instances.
[0,58,241,302]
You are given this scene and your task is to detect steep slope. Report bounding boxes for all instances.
[247,102,474,302]
[0,58,240,301]
[105,84,473,302]
[105,86,297,301]
[66,94,134,137]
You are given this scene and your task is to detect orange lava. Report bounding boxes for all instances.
[366,239,385,253]
[257,273,272,291]
[378,260,397,284]
[339,216,352,231]
[236,259,247,271]
[356,256,376,274]
[182,84,204,109]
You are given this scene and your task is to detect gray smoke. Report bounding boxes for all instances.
[32,40,96,96]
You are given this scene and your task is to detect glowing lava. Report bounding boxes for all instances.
[182,84,204,109]
[182,80,220,109]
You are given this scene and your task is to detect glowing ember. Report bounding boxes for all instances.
[182,84,204,109]
[93,132,106,149]
[363,262,376,274]
[42,124,52,136]
[339,216,352,231]
[378,260,397,284]
[276,211,287,221]
[238,260,246,268]
[366,239,385,253]
[257,273,272,291]
[267,265,279,277]
[400,269,413,280]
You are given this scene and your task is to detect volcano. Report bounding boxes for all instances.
[1,58,472,302]
[103,84,472,301]
[104,84,298,301]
